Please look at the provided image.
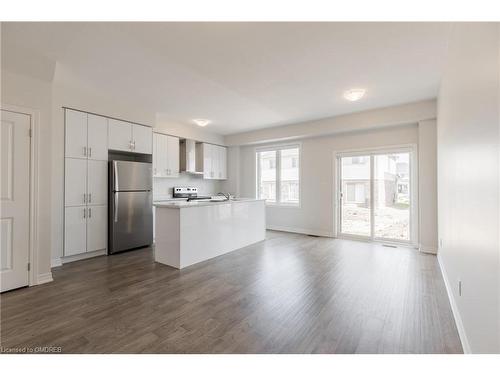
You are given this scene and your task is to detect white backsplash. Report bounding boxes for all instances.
[153,173,224,201]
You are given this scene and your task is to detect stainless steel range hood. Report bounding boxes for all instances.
[180,139,204,175]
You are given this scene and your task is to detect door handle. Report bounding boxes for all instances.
[114,193,119,222]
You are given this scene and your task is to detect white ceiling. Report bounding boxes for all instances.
[1,22,450,135]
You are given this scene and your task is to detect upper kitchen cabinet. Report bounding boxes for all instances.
[87,114,108,160]
[108,119,152,154]
[132,124,153,154]
[153,132,179,178]
[65,109,108,160]
[201,143,227,180]
[108,118,132,152]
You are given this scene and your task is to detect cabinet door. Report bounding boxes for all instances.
[167,135,179,177]
[87,205,107,253]
[87,160,108,206]
[212,145,220,180]
[65,158,87,206]
[203,143,213,179]
[64,206,87,256]
[154,133,167,177]
[108,119,132,152]
[132,124,152,154]
[65,109,88,159]
[153,133,160,177]
[87,114,108,160]
[220,147,227,180]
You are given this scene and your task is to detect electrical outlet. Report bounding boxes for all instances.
[458,280,462,296]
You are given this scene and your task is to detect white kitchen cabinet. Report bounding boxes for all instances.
[87,114,108,160]
[108,119,152,154]
[153,133,179,178]
[201,143,227,180]
[108,118,133,152]
[86,205,107,253]
[167,135,179,177]
[219,146,227,179]
[87,160,108,206]
[64,206,87,256]
[153,133,166,177]
[132,124,152,154]
[65,109,88,159]
[203,143,214,179]
[65,109,108,160]
[65,158,87,206]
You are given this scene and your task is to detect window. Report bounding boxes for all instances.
[256,146,300,205]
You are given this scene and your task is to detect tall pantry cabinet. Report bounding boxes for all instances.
[64,109,108,257]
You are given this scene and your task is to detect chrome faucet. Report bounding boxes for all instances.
[217,192,231,200]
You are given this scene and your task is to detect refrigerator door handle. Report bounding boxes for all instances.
[113,161,119,192]
[114,192,119,222]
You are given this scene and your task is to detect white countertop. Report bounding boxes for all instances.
[153,198,265,209]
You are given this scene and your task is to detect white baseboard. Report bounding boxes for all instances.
[37,272,53,285]
[62,249,107,264]
[419,244,438,254]
[51,258,62,268]
[267,225,334,238]
[437,253,471,354]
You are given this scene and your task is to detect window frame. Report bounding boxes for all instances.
[255,143,301,207]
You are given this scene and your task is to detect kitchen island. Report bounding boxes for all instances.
[154,198,266,269]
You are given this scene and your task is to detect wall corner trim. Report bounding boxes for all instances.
[37,272,53,285]
[437,253,471,354]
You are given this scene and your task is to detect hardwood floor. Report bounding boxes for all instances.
[0,231,462,353]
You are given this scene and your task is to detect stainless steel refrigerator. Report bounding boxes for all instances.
[109,160,153,254]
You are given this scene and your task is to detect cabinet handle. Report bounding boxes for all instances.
[83,193,87,204]
[83,207,86,219]
[83,146,87,157]
[89,193,92,203]
[89,147,92,158]
[89,207,92,218]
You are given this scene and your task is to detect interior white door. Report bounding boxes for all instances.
[64,206,87,256]
[65,158,87,206]
[87,114,108,161]
[167,135,179,177]
[86,205,107,252]
[132,124,152,154]
[1,110,31,292]
[108,118,132,152]
[65,109,87,159]
[87,160,108,206]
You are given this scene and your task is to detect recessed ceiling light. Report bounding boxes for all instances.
[193,119,211,127]
[343,89,366,102]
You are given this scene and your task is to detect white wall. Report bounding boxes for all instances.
[418,119,438,253]
[234,124,420,237]
[1,69,53,279]
[437,23,500,353]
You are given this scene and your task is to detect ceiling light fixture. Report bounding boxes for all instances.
[193,119,211,127]
[343,89,366,102]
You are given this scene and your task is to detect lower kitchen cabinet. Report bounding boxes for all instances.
[64,206,87,256]
[86,205,107,252]
[64,205,107,257]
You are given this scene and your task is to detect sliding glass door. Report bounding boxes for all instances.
[338,148,414,243]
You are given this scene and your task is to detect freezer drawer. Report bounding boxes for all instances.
[109,191,153,253]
